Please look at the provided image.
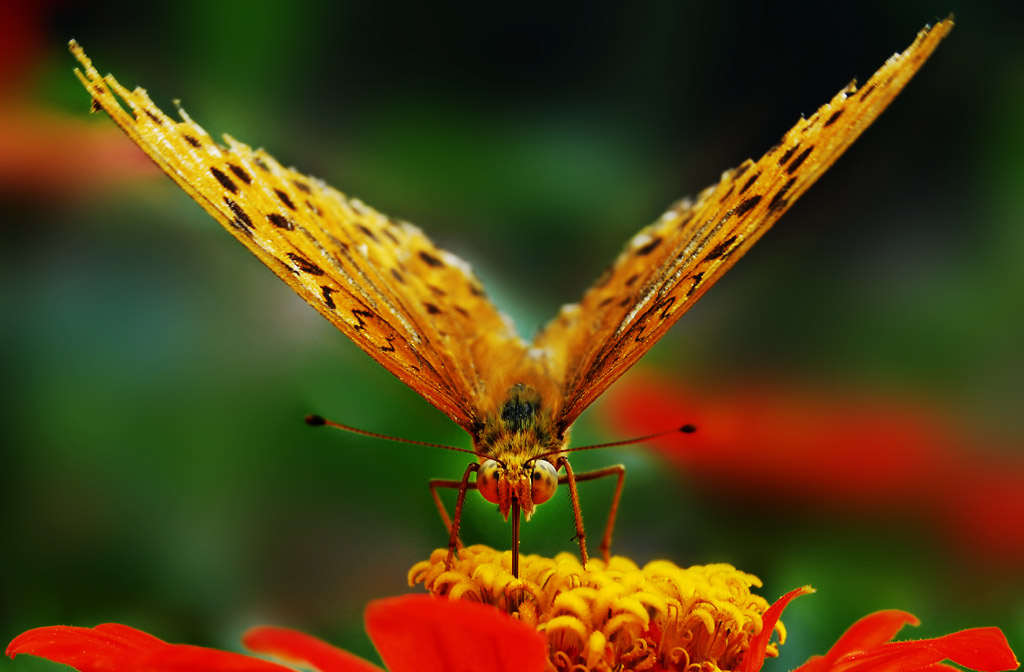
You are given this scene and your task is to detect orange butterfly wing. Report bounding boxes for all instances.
[72,19,951,438]
[71,42,530,433]
[535,19,953,430]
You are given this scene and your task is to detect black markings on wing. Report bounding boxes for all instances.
[533,19,952,429]
[210,166,238,193]
[785,146,814,174]
[286,252,324,276]
[418,250,444,267]
[274,188,296,210]
[71,42,531,431]
[634,237,662,256]
[267,212,293,230]
[321,285,336,309]
[228,163,252,184]
[734,194,762,216]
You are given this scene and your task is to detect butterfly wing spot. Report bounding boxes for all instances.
[222,197,253,229]
[734,194,762,217]
[767,177,797,213]
[684,271,705,299]
[228,163,253,184]
[705,235,738,262]
[858,83,877,101]
[210,166,238,193]
[349,309,374,331]
[634,237,662,257]
[739,171,761,195]
[777,143,800,167]
[823,109,845,127]
[320,285,337,309]
[267,213,294,230]
[357,224,379,243]
[418,250,445,267]
[656,296,676,320]
[286,252,325,276]
[785,146,814,174]
[274,188,297,210]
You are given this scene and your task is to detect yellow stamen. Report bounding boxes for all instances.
[409,546,784,672]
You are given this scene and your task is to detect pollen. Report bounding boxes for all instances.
[409,545,785,672]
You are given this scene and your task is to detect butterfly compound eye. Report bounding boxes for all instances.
[477,459,502,504]
[530,459,558,505]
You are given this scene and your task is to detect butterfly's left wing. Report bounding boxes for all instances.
[535,19,952,431]
[71,43,530,432]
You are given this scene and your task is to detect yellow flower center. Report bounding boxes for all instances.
[409,545,785,672]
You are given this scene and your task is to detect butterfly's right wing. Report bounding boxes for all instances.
[72,43,528,432]
[535,19,953,431]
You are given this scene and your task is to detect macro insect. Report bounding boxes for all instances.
[71,18,950,576]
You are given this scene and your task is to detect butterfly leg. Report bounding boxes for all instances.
[561,464,626,563]
[428,462,480,569]
[554,457,590,568]
[428,478,469,541]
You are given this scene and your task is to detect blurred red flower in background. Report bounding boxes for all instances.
[606,372,1024,563]
[0,2,157,198]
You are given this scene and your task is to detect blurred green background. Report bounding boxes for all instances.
[2,0,1022,669]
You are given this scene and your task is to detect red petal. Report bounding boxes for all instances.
[364,595,547,672]
[243,626,383,672]
[737,586,814,672]
[7,623,296,672]
[7,624,167,672]
[797,611,921,672]
[133,644,299,672]
[832,627,1019,672]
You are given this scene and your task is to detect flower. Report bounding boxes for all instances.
[605,372,1024,562]
[8,546,1019,672]
[0,3,158,199]
[410,544,786,672]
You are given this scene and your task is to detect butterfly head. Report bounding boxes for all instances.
[474,383,565,520]
[476,456,558,520]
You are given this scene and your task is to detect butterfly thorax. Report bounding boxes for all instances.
[473,383,566,520]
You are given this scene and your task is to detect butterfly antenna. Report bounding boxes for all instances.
[535,424,696,461]
[305,414,479,456]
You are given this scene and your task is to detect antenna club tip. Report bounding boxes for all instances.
[680,423,697,434]
[305,414,327,427]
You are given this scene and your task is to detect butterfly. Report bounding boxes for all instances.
[71,18,951,577]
